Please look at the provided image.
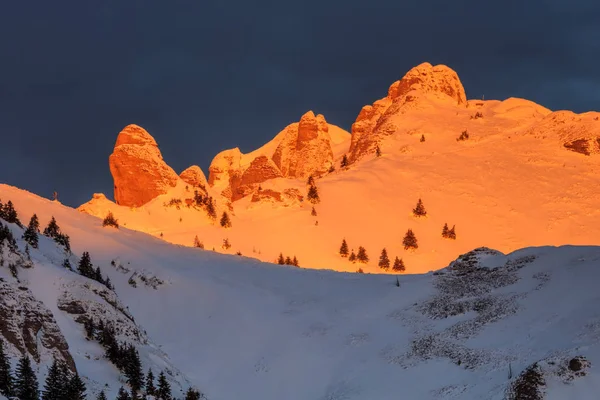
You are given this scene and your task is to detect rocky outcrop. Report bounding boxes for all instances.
[230,156,283,201]
[208,148,243,200]
[250,188,304,206]
[348,63,467,163]
[180,165,208,188]
[109,124,180,207]
[272,111,334,179]
[0,280,75,371]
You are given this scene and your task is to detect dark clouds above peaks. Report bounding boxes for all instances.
[0,0,599,206]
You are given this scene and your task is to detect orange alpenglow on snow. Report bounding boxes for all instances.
[78,62,600,274]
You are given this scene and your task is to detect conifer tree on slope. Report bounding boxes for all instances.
[349,250,356,263]
[284,256,292,265]
[43,216,61,238]
[413,198,427,217]
[311,206,317,216]
[78,251,95,279]
[292,256,299,267]
[307,185,320,204]
[277,253,285,265]
[116,386,131,400]
[145,368,156,396]
[124,344,143,394]
[23,214,40,248]
[378,248,390,270]
[356,246,369,264]
[96,390,107,400]
[157,371,173,400]
[0,339,13,397]
[14,355,39,400]
[392,256,406,272]
[307,175,315,187]
[185,388,203,400]
[403,229,418,250]
[66,372,86,400]
[219,211,232,228]
[442,223,449,238]
[340,154,348,168]
[42,358,68,400]
[448,225,457,240]
[3,201,22,227]
[339,239,349,258]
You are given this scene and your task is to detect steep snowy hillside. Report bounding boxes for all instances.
[3,184,600,400]
[79,62,600,274]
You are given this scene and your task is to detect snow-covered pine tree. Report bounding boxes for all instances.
[22,214,40,248]
[356,246,369,264]
[3,201,22,227]
[185,388,203,400]
[42,358,69,400]
[378,248,390,270]
[412,198,427,217]
[0,339,13,397]
[442,223,449,238]
[220,212,232,228]
[96,390,107,400]
[392,257,406,272]
[339,239,349,257]
[157,371,172,400]
[124,344,143,394]
[14,355,39,400]
[43,216,60,238]
[403,229,418,250]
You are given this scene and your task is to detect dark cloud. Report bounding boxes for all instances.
[0,0,599,206]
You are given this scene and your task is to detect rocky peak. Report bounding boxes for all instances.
[348,62,466,163]
[180,165,208,188]
[109,124,179,208]
[272,111,334,179]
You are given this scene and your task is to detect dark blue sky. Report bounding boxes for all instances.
[1,1,599,206]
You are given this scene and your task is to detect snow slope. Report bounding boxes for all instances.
[3,183,600,399]
[80,93,600,275]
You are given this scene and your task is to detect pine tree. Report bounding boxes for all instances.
[0,339,13,397]
[105,277,113,291]
[412,198,427,217]
[66,373,86,400]
[403,229,418,250]
[356,246,369,264]
[292,256,299,267]
[124,345,143,393]
[14,355,39,400]
[102,211,119,228]
[222,238,231,250]
[307,175,315,187]
[185,388,203,400]
[145,369,156,397]
[193,236,204,249]
[307,185,320,204]
[23,214,40,248]
[339,239,349,258]
[42,359,69,400]
[219,212,232,228]
[284,256,292,265]
[311,207,317,217]
[356,268,364,273]
[340,154,348,168]
[420,134,425,142]
[375,145,381,157]
[277,253,285,265]
[116,387,131,400]
[156,371,172,400]
[448,225,456,240]
[43,216,60,238]
[3,201,22,226]
[94,267,104,283]
[78,252,94,278]
[442,223,449,238]
[378,248,390,270]
[96,390,107,400]
[205,199,217,220]
[349,250,356,263]
[0,199,4,220]
[392,257,406,272]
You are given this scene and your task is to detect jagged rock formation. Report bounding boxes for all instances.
[348,62,466,162]
[180,165,208,188]
[250,188,304,206]
[272,111,334,179]
[109,124,180,207]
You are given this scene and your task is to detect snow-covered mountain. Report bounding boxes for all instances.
[2,184,600,399]
[79,62,600,274]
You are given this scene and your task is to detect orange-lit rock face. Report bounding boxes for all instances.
[180,165,208,188]
[349,62,467,162]
[272,111,334,178]
[109,124,179,207]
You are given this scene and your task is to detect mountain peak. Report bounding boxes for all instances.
[114,124,159,147]
[388,62,466,104]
